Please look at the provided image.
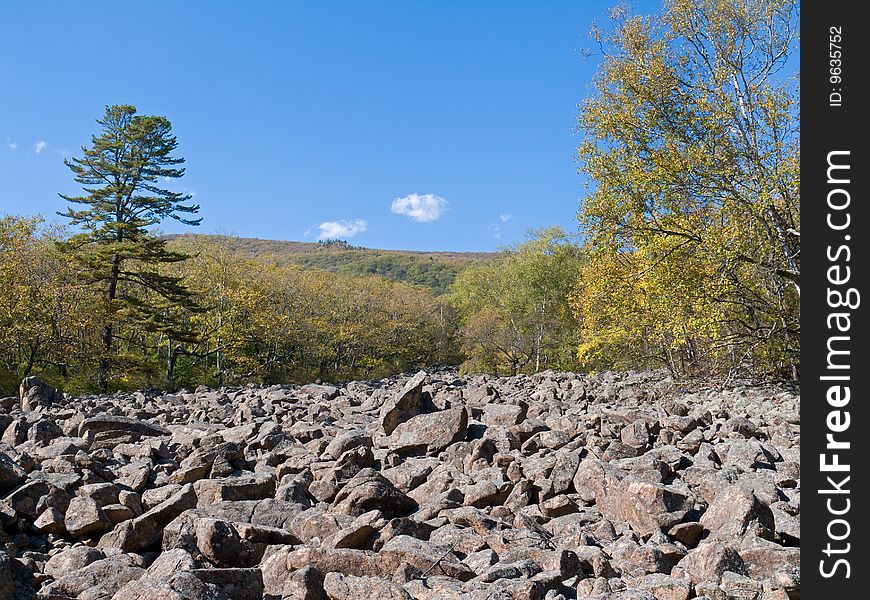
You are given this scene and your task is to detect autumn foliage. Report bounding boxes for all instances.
[0,216,458,394]
[571,0,799,378]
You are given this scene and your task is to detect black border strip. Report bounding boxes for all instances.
[802,2,869,595]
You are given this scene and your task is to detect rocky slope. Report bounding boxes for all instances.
[1,369,799,599]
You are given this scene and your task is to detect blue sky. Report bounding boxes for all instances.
[0,1,658,252]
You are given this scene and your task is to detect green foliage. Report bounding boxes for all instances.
[450,228,584,376]
[316,239,358,250]
[0,215,101,394]
[573,0,800,378]
[164,235,458,385]
[0,223,459,394]
[168,234,496,295]
[0,216,572,393]
[58,105,201,389]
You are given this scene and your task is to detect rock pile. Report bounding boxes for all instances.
[0,369,799,599]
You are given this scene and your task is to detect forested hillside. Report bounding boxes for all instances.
[0,215,580,394]
[165,234,498,295]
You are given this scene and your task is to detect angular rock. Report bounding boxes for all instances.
[323,430,373,460]
[44,546,105,579]
[0,451,26,495]
[64,496,112,537]
[190,568,264,600]
[673,541,746,585]
[379,535,475,581]
[701,485,774,539]
[34,506,66,533]
[99,483,197,552]
[0,368,800,598]
[261,552,325,599]
[323,572,412,600]
[667,522,704,547]
[634,573,692,600]
[380,371,435,435]
[331,468,417,518]
[4,479,49,518]
[112,571,230,600]
[282,546,386,578]
[576,458,692,536]
[388,407,468,456]
[40,556,145,599]
[194,473,275,506]
[79,415,170,439]
[19,376,62,412]
[738,536,800,595]
[0,550,33,600]
[481,403,526,427]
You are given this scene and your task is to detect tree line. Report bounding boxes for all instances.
[170,234,486,295]
[0,0,799,394]
[0,212,581,394]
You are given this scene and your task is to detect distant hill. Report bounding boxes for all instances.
[166,234,500,294]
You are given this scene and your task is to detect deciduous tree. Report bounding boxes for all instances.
[574,0,799,376]
[451,228,582,375]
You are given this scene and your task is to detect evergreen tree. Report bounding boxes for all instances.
[59,105,201,390]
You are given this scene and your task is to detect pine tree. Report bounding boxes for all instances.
[59,105,201,390]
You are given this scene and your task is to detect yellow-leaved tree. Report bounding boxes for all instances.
[574,0,800,378]
[0,215,101,392]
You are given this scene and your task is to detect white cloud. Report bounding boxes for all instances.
[499,213,513,222]
[34,141,47,154]
[6,139,17,150]
[391,193,448,223]
[488,223,502,239]
[317,219,368,240]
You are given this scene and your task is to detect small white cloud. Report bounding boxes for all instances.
[391,193,448,223]
[487,223,502,239]
[500,213,513,222]
[317,219,368,240]
[6,139,17,150]
[34,141,47,154]
[161,178,196,198]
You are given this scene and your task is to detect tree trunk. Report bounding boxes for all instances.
[166,339,177,384]
[23,341,39,377]
[99,253,121,391]
[216,311,224,385]
[216,343,224,386]
[533,300,547,373]
[99,325,112,391]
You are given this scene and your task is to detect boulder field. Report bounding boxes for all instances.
[0,369,799,599]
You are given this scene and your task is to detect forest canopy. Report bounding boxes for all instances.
[571,0,799,378]
[0,216,580,394]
